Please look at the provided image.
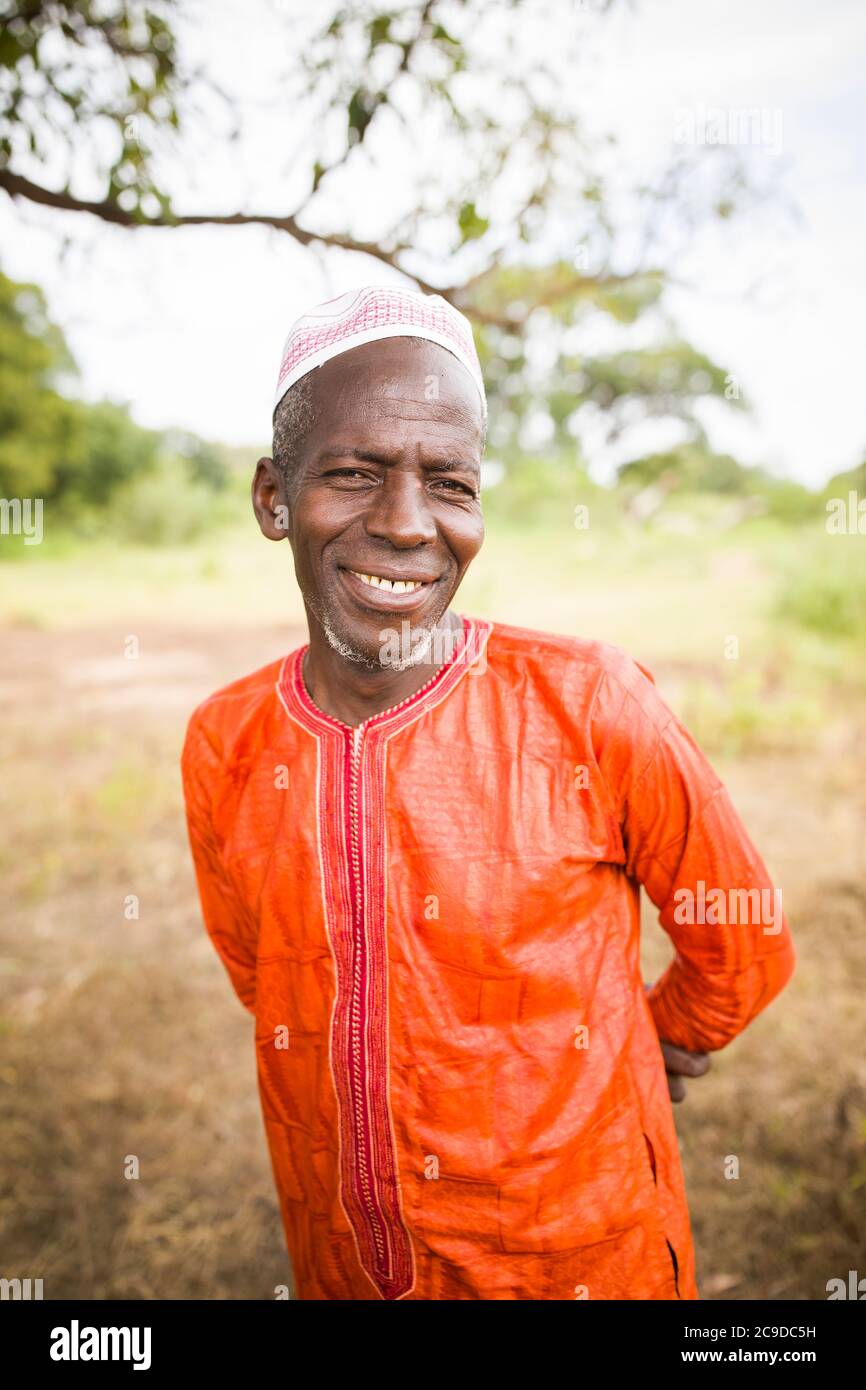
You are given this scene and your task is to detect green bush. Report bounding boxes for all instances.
[483,451,601,528]
[776,537,866,640]
[683,673,822,756]
[108,456,221,546]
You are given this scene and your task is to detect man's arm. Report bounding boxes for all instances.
[180,713,259,1016]
[592,651,796,1054]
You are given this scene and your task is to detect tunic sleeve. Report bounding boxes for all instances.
[181,714,258,1016]
[591,650,796,1052]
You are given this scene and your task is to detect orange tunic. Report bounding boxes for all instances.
[181,616,795,1301]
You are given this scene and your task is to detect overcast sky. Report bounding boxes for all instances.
[2,0,864,486]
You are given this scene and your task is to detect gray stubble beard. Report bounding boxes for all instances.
[310,587,449,673]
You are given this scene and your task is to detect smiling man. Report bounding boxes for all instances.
[181,285,795,1302]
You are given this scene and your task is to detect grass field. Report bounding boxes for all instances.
[1,496,864,1299]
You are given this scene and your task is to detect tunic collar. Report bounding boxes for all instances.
[277,613,492,741]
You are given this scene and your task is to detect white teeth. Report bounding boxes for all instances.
[350,571,424,593]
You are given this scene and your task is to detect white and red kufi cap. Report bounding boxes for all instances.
[273,284,487,421]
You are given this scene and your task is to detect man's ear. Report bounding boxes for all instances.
[252,457,292,541]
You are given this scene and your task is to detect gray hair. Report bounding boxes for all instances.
[272,372,318,492]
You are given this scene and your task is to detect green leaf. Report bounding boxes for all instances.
[347,89,374,140]
[432,23,460,45]
[457,201,489,242]
[369,15,391,46]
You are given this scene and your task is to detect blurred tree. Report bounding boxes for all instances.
[0,0,182,223]
[615,442,820,523]
[58,397,162,507]
[473,263,747,464]
[0,1,761,311]
[823,456,866,503]
[0,0,777,498]
[162,429,229,492]
[618,444,752,496]
[0,266,230,510]
[0,266,77,496]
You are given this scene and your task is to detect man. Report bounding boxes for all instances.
[181,284,795,1301]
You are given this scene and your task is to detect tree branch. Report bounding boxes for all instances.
[0,167,645,330]
[0,166,448,294]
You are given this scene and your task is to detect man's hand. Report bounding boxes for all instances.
[659,1040,711,1102]
[643,983,711,1101]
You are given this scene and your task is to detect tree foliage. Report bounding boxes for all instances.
[0,0,182,221]
[0,267,227,514]
[0,266,78,496]
[0,1,778,500]
[0,1,760,313]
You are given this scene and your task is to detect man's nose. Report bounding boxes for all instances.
[364,471,437,548]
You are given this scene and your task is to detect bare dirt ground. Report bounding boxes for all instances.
[1,621,864,1300]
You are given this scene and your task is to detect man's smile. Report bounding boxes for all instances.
[338,565,440,611]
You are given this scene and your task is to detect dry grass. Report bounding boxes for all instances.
[0,623,296,1300]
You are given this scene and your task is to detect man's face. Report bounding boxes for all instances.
[269,337,485,667]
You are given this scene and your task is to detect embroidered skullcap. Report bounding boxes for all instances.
[273,285,486,421]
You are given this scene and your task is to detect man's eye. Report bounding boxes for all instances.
[432,478,477,496]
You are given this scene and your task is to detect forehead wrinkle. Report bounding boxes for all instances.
[310,394,481,452]
[335,381,478,424]
[311,345,481,418]
[360,404,480,437]
[363,394,482,449]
